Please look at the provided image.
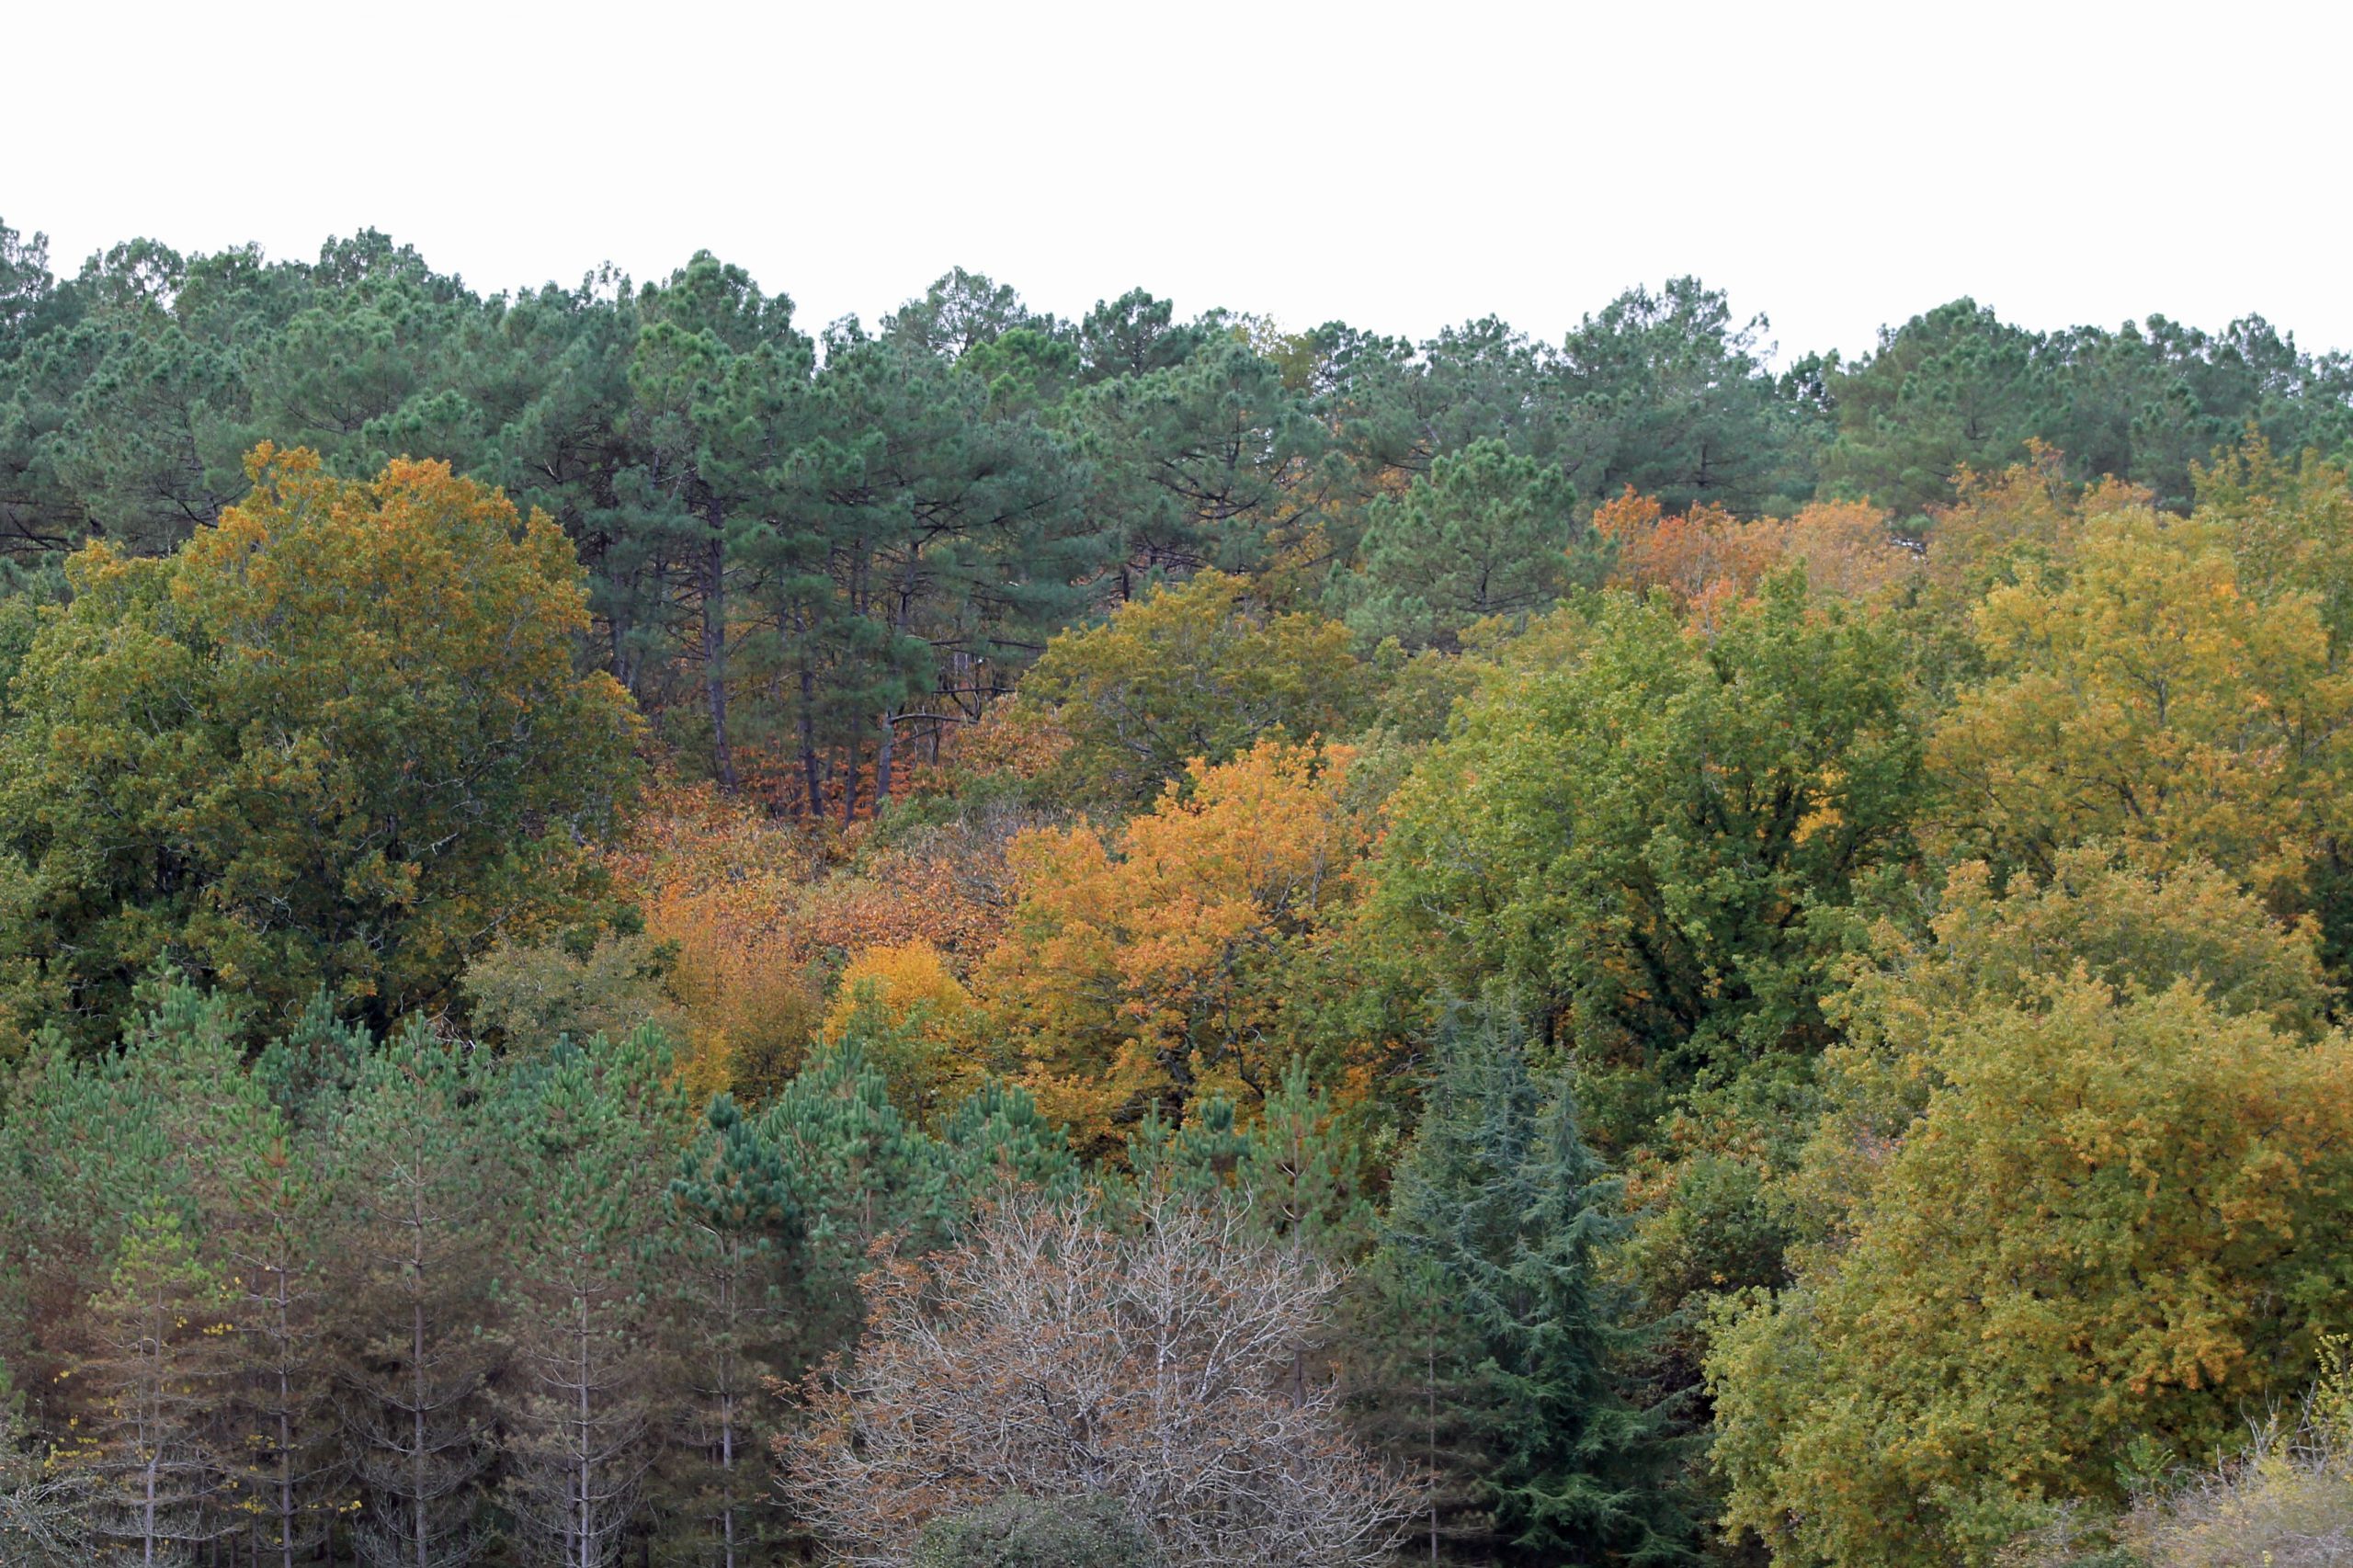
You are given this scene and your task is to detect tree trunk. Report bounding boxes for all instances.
[704,495,735,791]
[799,662,823,818]
[841,731,861,826]
[874,709,898,807]
[413,1294,427,1568]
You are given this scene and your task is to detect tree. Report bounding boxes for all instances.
[1356,1000,1697,1566]
[759,1036,958,1375]
[1062,336,1324,585]
[662,1093,801,1568]
[781,1192,1415,1568]
[1597,489,1914,625]
[495,1028,686,1568]
[975,740,1371,1152]
[1019,569,1366,806]
[1823,299,2045,517]
[1709,979,2353,1568]
[820,940,979,1119]
[0,445,641,1051]
[324,1020,502,1568]
[797,331,1089,818]
[1928,500,2353,953]
[78,1207,237,1564]
[619,252,813,792]
[1553,278,1823,517]
[2193,436,2353,661]
[208,1034,342,1568]
[1369,577,1923,1165]
[1340,437,1586,651]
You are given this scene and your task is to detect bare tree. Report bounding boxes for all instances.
[0,1394,88,1568]
[782,1191,1416,1568]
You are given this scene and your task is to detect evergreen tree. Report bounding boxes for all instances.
[495,1027,685,1568]
[324,1019,501,1568]
[78,1207,237,1564]
[217,1111,340,1568]
[1342,437,1586,651]
[757,1034,953,1376]
[133,981,345,1568]
[620,252,814,791]
[936,1077,1081,1203]
[662,1092,800,1568]
[1369,1000,1698,1566]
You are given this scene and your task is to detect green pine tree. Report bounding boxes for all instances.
[661,1091,801,1568]
[1371,999,1699,1567]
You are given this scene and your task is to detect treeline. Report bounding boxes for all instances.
[4,220,2349,812]
[5,216,2353,1568]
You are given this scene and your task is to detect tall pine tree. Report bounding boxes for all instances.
[1366,999,1698,1566]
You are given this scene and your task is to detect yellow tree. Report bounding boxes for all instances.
[0,445,640,1050]
[819,938,979,1119]
[1018,570,1367,806]
[1929,503,2353,923]
[2192,435,2353,658]
[974,740,1369,1152]
[1710,977,2353,1568]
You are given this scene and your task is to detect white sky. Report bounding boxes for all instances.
[12,0,2350,364]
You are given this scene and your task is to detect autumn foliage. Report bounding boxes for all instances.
[975,739,1370,1151]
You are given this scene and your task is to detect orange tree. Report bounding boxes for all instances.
[0,446,638,1050]
[972,738,1371,1153]
[602,779,824,1101]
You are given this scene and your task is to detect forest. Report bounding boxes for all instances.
[3,213,2353,1567]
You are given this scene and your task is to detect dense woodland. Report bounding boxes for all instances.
[4,215,2353,1566]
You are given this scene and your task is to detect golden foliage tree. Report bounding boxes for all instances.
[1710,975,2353,1568]
[0,446,640,1049]
[1928,502,2353,921]
[974,740,1368,1152]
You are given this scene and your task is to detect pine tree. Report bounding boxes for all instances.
[1342,437,1584,652]
[324,1019,500,1568]
[495,1027,685,1568]
[935,1077,1080,1205]
[116,981,347,1567]
[79,1206,238,1565]
[759,1034,955,1375]
[217,1105,340,1568]
[1369,1000,1699,1566]
[661,1092,799,1568]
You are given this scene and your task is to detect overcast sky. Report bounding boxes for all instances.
[13,1,2348,364]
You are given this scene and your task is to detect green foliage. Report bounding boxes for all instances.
[460,930,684,1052]
[1341,437,1587,651]
[1371,576,1923,1158]
[1710,978,2353,1568]
[1361,998,1698,1566]
[1021,569,1368,805]
[912,1492,1164,1568]
[1554,277,1826,517]
[0,448,640,1051]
